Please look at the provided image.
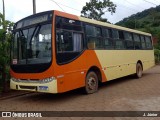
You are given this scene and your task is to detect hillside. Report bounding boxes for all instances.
[116,5,160,36]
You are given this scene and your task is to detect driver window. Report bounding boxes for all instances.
[56,30,83,52]
[56,30,84,64]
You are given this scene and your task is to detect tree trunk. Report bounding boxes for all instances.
[2,68,7,92]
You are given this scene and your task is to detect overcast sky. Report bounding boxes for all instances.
[0,0,159,24]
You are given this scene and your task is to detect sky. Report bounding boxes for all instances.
[0,0,160,24]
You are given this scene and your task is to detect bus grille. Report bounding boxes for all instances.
[19,85,37,90]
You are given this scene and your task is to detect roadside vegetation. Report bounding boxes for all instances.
[0,12,14,92]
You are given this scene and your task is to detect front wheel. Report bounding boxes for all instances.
[84,71,98,94]
[136,63,143,78]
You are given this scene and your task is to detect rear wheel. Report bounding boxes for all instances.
[84,71,98,94]
[136,63,143,78]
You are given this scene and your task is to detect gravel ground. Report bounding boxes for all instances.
[0,65,160,120]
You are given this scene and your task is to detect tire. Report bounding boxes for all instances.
[84,71,98,94]
[136,63,143,78]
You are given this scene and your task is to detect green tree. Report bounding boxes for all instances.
[0,13,14,92]
[155,32,160,49]
[124,20,135,29]
[81,0,116,22]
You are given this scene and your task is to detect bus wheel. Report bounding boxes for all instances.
[84,71,98,94]
[136,63,143,78]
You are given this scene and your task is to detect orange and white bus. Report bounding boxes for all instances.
[10,10,155,94]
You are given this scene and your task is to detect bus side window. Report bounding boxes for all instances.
[145,36,152,49]
[133,34,141,50]
[140,36,146,49]
[113,30,125,50]
[56,30,73,52]
[86,25,103,49]
[124,32,134,50]
[103,28,113,49]
[112,29,119,39]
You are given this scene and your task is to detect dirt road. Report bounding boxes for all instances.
[0,65,160,120]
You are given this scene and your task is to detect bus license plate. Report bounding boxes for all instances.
[39,86,48,91]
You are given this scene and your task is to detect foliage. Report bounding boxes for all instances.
[116,5,160,52]
[81,0,116,23]
[116,6,160,26]
[123,20,135,29]
[116,5,160,35]
[154,33,160,63]
[154,49,160,63]
[0,13,14,85]
[0,33,12,67]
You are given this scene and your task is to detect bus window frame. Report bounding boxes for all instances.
[11,20,53,73]
[84,23,105,50]
[133,33,142,50]
[112,29,125,50]
[55,16,85,65]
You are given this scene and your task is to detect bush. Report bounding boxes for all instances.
[154,49,160,63]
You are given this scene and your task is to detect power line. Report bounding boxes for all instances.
[71,0,84,6]
[50,0,81,12]
[143,0,158,6]
[114,1,140,12]
[48,0,158,23]
[50,0,65,12]
[49,0,138,14]
[49,0,148,15]
[124,0,146,10]
[153,0,160,4]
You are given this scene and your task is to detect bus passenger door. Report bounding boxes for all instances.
[55,30,86,92]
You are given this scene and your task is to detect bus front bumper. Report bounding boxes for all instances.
[10,77,58,93]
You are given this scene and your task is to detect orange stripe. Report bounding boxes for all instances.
[54,10,79,20]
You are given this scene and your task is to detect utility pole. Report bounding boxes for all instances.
[33,0,36,14]
[2,0,5,29]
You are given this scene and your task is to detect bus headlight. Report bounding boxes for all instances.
[11,77,55,83]
[11,77,19,82]
[41,77,55,83]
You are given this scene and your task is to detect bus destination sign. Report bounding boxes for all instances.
[15,12,52,29]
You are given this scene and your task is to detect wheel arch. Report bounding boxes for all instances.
[137,60,143,70]
[87,66,102,83]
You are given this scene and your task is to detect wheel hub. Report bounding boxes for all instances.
[88,77,96,90]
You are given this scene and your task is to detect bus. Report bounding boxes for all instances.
[10,10,155,94]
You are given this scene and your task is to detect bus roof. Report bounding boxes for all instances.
[54,10,151,36]
[78,16,151,36]
[14,10,151,36]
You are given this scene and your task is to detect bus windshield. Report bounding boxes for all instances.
[12,24,52,65]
